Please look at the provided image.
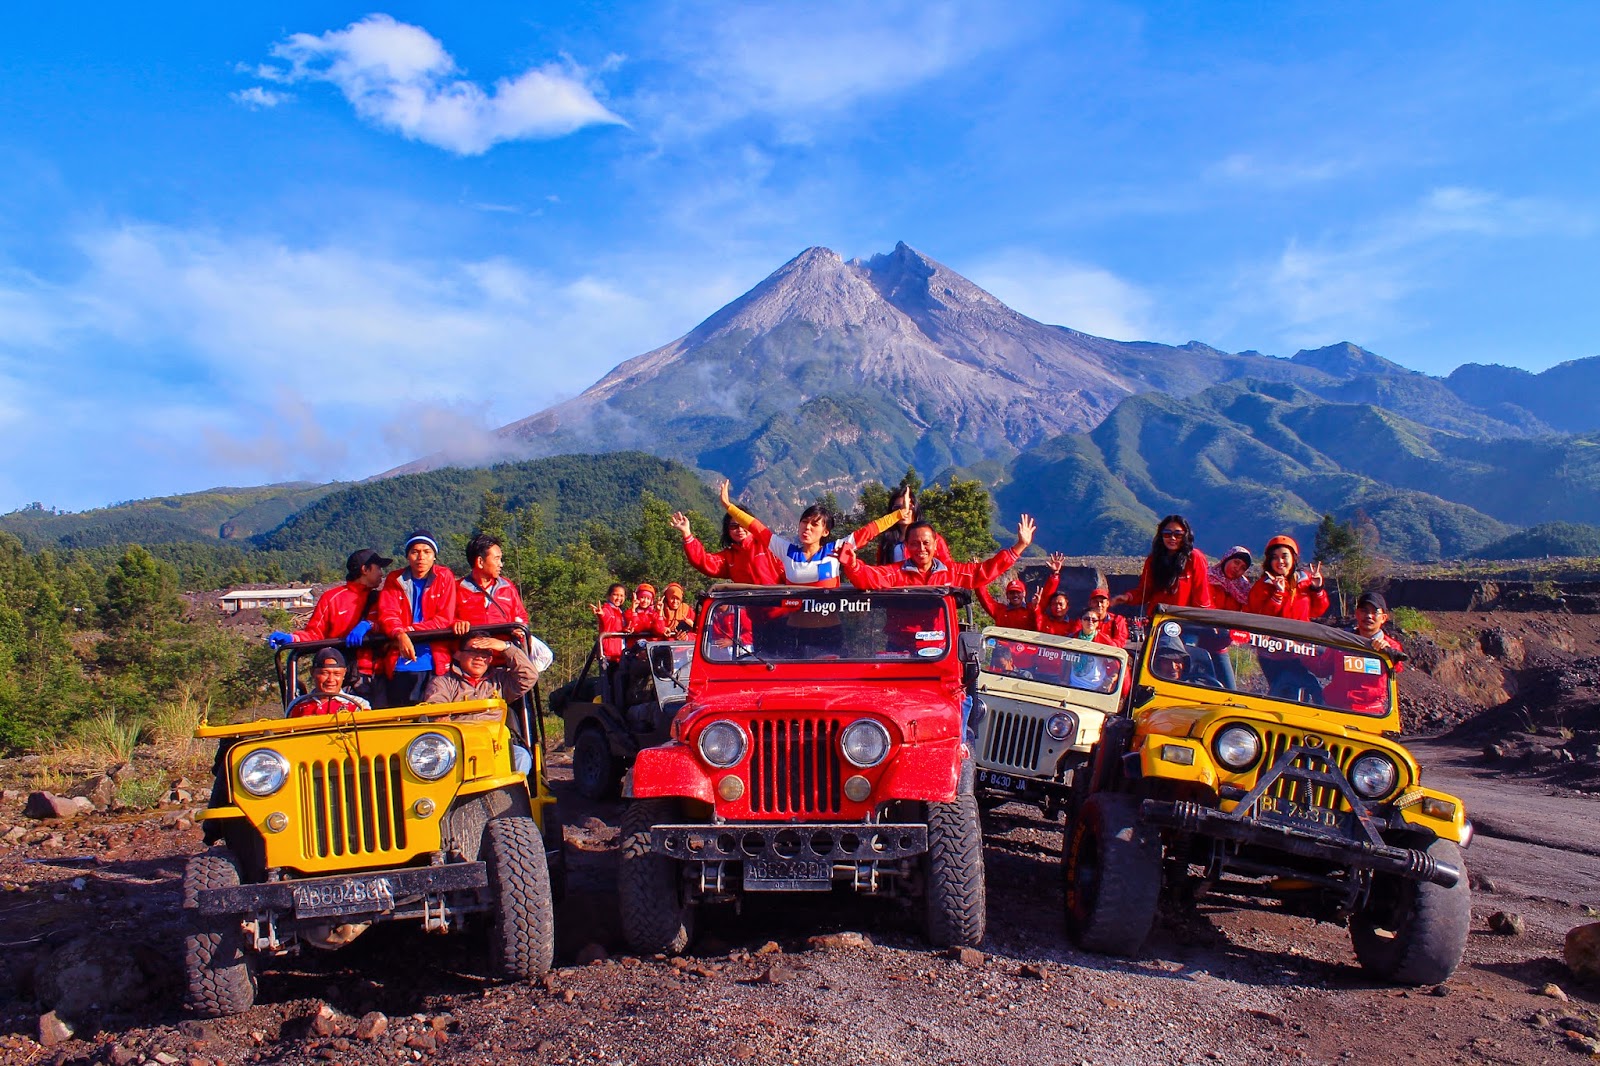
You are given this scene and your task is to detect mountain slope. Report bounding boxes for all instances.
[0,483,346,550]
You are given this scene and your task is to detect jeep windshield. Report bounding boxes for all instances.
[981,635,1123,695]
[1147,616,1394,717]
[701,589,952,663]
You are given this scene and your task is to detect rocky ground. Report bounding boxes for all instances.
[4,608,1600,1064]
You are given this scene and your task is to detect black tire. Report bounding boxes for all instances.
[1350,839,1471,985]
[483,818,556,980]
[1063,792,1162,956]
[182,848,257,1017]
[925,795,987,948]
[618,798,693,955]
[573,726,623,801]
[442,788,532,863]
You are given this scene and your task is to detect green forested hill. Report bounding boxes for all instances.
[0,482,347,550]
[991,381,1600,561]
[254,451,721,562]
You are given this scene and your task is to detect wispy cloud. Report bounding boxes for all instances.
[248,14,626,155]
[1206,152,1361,188]
[965,250,1165,342]
[230,86,289,109]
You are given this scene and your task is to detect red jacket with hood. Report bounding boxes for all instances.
[1128,550,1212,618]
[378,566,459,676]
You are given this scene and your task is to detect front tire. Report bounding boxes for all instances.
[1350,839,1471,985]
[572,726,623,801]
[483,818,556,980]
[618,799,694,955]
[182,848,258,1017]
[1063,792,1162,956]
[925,795,986,948]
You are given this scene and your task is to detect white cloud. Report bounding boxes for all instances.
[965,250,1164,342]
[252,14,625,155]
[1207,152,1359,188]
[230,86,289,109]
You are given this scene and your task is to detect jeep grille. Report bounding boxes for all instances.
[981,707,1046,773]
[749,718,843,814]
[1254,729,1358,812]
[300,754,409,859]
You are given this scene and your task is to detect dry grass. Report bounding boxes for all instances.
[69,711,146,764]
[148,682,211,753]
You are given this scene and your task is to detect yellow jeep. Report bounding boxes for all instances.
[1064,606,1472,985]
[183,626,557,1016]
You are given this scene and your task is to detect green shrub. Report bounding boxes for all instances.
[1390,607,1433,635]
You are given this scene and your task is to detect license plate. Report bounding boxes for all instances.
[1255,794,1356,835]
[743,857,832,892]
[292,875,397,917]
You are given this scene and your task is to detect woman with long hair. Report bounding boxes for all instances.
[1112,514,1212,619]
[719,480,910,588]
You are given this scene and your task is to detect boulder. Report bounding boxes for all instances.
[32,936,160,1025]
[1565,922,1600,982]
[69,775,117,811]
[23,792,92,820]
[1488,911,1526,936]
[38,1011,73,1046]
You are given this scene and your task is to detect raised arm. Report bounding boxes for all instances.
[847,500,917,549]
[674,510,732,579]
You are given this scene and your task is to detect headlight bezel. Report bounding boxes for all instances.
[1213,724,1262,772]
[406,732,459,781]
[840,718,893,769]
[237,748,291,797]
[1045,711,1078,743]
[697,720,748,768]
[1349,751,1399,800]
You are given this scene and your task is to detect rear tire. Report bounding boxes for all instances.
[483,818,556,980]
[1063,792,1162,956]
[1350,839,1471,985]
[618,799,693,955]
[182,849,257,1017]
[573,726,623,801]
[925,795,986,948]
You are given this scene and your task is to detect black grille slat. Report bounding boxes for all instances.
[983,709,1045,772]
[300,754,411,860]
[751,719,843,814]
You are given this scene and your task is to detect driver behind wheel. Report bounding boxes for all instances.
[287,647,372,717]
[1148,636,1192,683]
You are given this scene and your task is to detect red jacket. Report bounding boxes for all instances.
[682,536,785,585]
[1246,576,1330,622]
[1129,551,1213,618]
[974,582,1036,630]
[1032,573,1073,635]
[1066,613,1130,649]
[377,566,459,676]
[595,602,626,662]
[457,573,528,630]
[842,546,1020,591]
[292,580,381,675]
[1318,632,1404,716]
[877,530,955,568]
[287,692,370,718]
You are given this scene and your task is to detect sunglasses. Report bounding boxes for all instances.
[1160,528,1185,538]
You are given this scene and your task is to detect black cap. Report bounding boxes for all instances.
[1356,590,1387,611]
[312,647,346,670]
[346,548,393,578]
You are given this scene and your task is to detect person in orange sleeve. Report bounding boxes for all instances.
[377,530,459,707]
[875,486,954,567]
[670,510,783,585]
[266,547,389,695]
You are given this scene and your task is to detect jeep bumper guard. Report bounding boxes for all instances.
[649,823,928,863]
[191,862,489,917]
[1139,742,1461,889]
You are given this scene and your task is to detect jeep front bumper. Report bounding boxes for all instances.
[649,823,928,863]
[191,862,489,919]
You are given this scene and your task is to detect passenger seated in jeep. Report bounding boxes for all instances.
[287,647,371,717]
[719,479,911,588]
[457,533,529,633]
[423,634,552,721]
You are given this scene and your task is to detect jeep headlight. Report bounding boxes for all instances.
[1045,712,1078,742]
[840,719,892,768]
[1350,752,1398,799]
[698,720,747,768]
[238,749,290,797]
[1213,725,1261,771]
[406,733,458,780]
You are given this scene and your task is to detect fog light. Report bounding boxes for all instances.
[264,811,288,833]
[413,797,436,817]
[1420,796,1457,820]
[1160,744,1195,766]
[843,775,871,803]
[717,775,746,801]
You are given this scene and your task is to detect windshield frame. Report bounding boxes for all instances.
[979,633,1125,695]
[697,586,958,666]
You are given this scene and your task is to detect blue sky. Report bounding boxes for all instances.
[2,2,1597,510]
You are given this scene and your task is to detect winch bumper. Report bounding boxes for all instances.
[649,822,928,863]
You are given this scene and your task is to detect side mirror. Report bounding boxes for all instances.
[648,645,676,678]
[1132,684,1156,708]
[958,631,983,664]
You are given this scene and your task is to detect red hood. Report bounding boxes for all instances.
[679,676,964,738]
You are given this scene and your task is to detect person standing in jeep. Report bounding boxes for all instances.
[266,547,389,693]
[975,575,1037,629]
[838,515,1035,590]
[378,530,459,707]
[1111,514,1212,619]
[670,510,783,585]
[456,533,529,633]
[1070,583,1130,649]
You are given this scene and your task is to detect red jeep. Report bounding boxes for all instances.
[617,584,985,953]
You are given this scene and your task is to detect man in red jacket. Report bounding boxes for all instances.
[975,574,1037,630]
[839,515,1034,590]
[1069,583,1130,649]
[287,647,372,717]
[378,529,459,707]
[456,533,529,633]
[267,547,390,693]
[1318,590,1404,716]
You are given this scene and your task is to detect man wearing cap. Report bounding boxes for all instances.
[456,533,529,633]
[425,633,554,773]
[286,648,372,717]
[1317,591,1404,715]
[267,547,391,690]
[975,573,1036,630]
[378,529,459,707]
[1069,583,1130,649]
